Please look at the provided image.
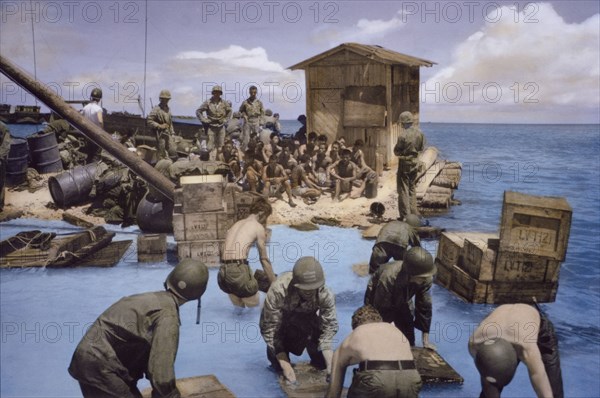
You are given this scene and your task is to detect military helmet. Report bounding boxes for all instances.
[165,259,209,300]
[159,89,172,99]
[292,257,325,290]
[403,247,436,277]
[475,338,519,387]
[404,214,421,228]
[265,109,273,116]
[90,88,102,100]
[212,85,223,94]
[399,111,413,124]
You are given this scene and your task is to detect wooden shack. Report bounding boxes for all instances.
[289,43,435,168]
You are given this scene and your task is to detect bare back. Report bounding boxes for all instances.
[469,304,541,357]
[222,214,266,260]
[339,322,414,366]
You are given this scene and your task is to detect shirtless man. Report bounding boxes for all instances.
[326,305,422,398]
[469,303,563,398]
[218,198,276,307]
[329,148,359,202]
[262,154,296,207]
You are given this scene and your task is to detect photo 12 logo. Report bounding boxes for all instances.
[199,1,340,24]
[1,1,141,24]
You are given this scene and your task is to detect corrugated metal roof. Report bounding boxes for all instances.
[288,43,436,70]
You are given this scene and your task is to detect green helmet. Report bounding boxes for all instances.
[475,338,519,387]
[292,257,325,290]
[159,89,172,99]
[90,88,102,100]
[212,85,223,94]
[165,259,209,300]
[404,214,421,228]
[399,111,413,124]
[403,247,435,277]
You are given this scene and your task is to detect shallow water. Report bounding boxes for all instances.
[1,123,599,397]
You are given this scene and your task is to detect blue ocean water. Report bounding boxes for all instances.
[1,122,599,397]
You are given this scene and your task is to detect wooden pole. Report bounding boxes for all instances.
[0,55,175,201]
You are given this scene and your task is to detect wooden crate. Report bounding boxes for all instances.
[461,234,498,281]
[450,265,487,303]
[223,183,242,215]
[434,259,452,289]
[137,234,167,254]
[176,240,222,267]
[173,211,235,242]
[486,280,558,304]
[234,191,262,221]
[436,232,466,267]
[180,175,225,213]
[494,250,561,282]
[500,191,572,261]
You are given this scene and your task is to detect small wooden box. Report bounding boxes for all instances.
[486,280,558,304]
[494,250,561,282]
[173,211,235,242]
[500,191,572,261]
[461,234,498,281]
[137,234,167,263]
[180,175,225,214]
[450,265,487,304]
[176,240,222,267]
[234,191,261,221]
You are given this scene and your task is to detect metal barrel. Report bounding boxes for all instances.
[48,162,98,208]
[27,131,63,173]
[5,138,29,186]
[136,193,174,233]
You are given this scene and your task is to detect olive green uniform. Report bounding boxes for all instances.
[394,126,425,219]
[260,272,338,369]
[369,221,421,274]
[365,261,433,346]
[147,105,175,160]
[196,98,232,154]
[349,367,422,398]
[68,291,182,398]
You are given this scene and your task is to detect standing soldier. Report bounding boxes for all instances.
[196,85,232,160]
[81,87,104,162]
[260,257,338,384]
[368,214,421,274]
[394,111,425,220]
[147,90,175,160]
[365,247,436,350]
[469,303,563,398]
[68,259,209,398]
[0,121,11,211]
[239,85,264,151]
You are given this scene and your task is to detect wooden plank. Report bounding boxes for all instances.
[141,374,235,398]
[486,280,558,304]
[434,259,453,289]
[494,250,561,282]
[499,191,572,260]
[278,362,343,398]
[77,240,132,267]
[412,347,463,384]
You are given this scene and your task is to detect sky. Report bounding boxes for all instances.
[1,0,599,123]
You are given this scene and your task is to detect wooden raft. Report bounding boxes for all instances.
[278,350,462,397]
[140,374,235,398]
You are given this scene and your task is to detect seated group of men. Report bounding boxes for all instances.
[216,130,378,207]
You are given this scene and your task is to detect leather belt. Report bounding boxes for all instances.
[358,360,416,371]
[222,259,249,265]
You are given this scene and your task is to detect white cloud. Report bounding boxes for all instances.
[176,45,286,73]
[424,3,600,123]
[312,10,406,45]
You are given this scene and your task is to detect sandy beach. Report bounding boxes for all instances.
[2,169,399,229]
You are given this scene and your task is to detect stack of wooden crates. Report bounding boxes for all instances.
[435,191,572,303]
[173,175,258,266]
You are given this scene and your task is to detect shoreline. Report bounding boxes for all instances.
[1,169,400,231]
